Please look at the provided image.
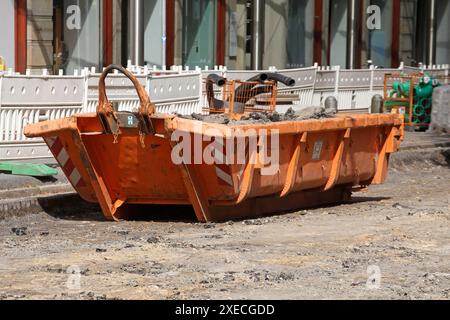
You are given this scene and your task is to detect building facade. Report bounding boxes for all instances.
[1,0,449,74]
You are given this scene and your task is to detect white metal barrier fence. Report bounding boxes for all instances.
[0,74,85,160]
[1,63,449,161]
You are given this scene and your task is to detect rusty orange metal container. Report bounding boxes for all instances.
[24,66,404,222]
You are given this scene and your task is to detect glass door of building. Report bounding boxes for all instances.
[182,0,217,68]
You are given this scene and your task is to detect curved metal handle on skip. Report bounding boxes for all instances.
[97,64,156,135]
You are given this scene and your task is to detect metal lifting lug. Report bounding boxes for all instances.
[97,65,156,140]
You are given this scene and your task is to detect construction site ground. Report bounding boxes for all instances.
[0,132,449,300]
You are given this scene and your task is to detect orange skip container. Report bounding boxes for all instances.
[24,66,404,222]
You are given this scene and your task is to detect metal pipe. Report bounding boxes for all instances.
[161,0,166,67]
[234,73,295,104]
[427,0,436,66]
[206,74,227,110]
[265,73,295,86]
[251,0,264,70]
[128,0,144,66]
[346,0,358,69]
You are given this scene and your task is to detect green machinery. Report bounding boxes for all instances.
[387,73,440,125]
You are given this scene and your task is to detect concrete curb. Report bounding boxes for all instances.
[0,192,99,220]
[400,141,450,151]
[391,146,450,169]
[0,183,73,201]
[0,192,72,219]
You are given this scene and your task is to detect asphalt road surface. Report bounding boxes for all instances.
[0,148,449,300]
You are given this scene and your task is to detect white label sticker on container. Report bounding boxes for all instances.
[312,141,323,160]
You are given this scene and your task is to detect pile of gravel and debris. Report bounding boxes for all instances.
[177,106,336,126]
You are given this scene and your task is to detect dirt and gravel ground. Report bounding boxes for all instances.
[0,148,449,300]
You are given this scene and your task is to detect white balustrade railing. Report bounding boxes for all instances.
[1,63,449,160]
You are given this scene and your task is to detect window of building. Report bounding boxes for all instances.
[0,0,15,69]
[263,0,314,69]
[329,0,348,67]
[398,0,417,66]
[55,0,103,74]
[436,0,450,65]
[286,0,314,68]
[367,0,393,68]
[182,0,217,68]
[143,0,165,67]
